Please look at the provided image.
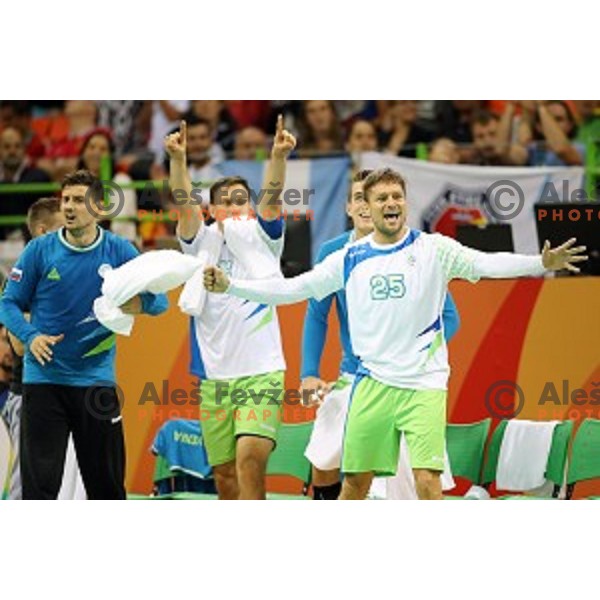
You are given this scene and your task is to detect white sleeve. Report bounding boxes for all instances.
[227,248,345,305]
[178,225,212,256]
[433,234,547,282]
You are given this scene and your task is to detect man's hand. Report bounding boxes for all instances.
[121,295,143,315]
[203,266,230,293]
[300,376,331,407]
[271,114,297,159]
[542,238,588,273]
[30,333,64,366]
[164,120,187,161]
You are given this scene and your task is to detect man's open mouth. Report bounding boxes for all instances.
[383,212,401,224]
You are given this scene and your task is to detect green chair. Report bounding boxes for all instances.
[443,418,491,499]
[446,418,491,484]
[482,420,573,499]
[566,419,600,499]
[266,421,314,500]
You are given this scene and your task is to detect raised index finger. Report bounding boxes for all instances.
[180,120,187,142]
[276,114,283,137]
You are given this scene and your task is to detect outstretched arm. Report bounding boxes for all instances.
[204,249,345,306]
[436,235,588,281]
[258,114,297,221]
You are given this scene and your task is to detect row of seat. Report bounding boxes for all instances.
[145,417,600,500]
[446,418,600,499]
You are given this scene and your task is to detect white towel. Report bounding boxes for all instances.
[94,250,204,335]
[496,420,559,491]
[224,217,283,280]
[179,217,283,317]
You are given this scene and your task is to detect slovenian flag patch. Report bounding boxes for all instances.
[9,267,23,282]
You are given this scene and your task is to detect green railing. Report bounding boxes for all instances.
[1,142,598,228]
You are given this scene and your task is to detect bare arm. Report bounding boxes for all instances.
[538,104,583,165]
[258,115,297,221]
[165,121,203,241]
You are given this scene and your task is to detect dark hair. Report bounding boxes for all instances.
[209,176,251,205]
[348,118,377,137]
[61,169,104,203]
[298,101,343,151]
[353,169,373,183]
[179,114,213,133]
[26,197,61,236]
[347,169,373,202]
[362,168,407,201]
[545,100,576,127]
[470,109,499,130]
[76,128,116,175]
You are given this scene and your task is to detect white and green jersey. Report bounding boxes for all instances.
[180,220,286,381]
[228,228,546,390]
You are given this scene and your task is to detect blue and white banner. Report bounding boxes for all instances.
[219,157,350,264]
[360,152,586,254]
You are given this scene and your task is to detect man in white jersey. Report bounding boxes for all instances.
[203,167,587,500]
[165,117,296,499]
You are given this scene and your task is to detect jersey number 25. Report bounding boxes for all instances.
[370,274,406,300]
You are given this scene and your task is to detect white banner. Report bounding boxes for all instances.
[360,152,586,254]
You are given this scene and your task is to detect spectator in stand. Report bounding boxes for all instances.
[186,101,233,155]
[436,100,484,144]
[462,110,517,166]
[345,119,378,153]
[334,101,378,125]
[0,101,45,164]
[233,127,269,160]
[428,138,460,164]
[297,100,344,155]
[164,117,223,207]
[379,101,435,158]
[37,101,98,181]
[148,101,190,177]
[0,127,52,241]
[226,101,274,133]
[97,101,150,165]
[76,129,138,243]
[510,101,584,166]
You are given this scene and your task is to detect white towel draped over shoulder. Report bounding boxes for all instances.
[94,250,204,335]
[496,420,560,491]
[223,217,284,280]
[178,217,283,317]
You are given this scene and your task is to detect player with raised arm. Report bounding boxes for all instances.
[300,169,460,500]
[204,167,587,500]
[165,117,296,500]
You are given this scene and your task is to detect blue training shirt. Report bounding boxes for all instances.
[0,226,169,386]
[300,230,461,380]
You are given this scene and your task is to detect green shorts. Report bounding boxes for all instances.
[199,371,284,466]
[342,375,446,476]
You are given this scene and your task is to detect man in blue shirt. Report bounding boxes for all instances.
[0,170,169,499]
[300,169,460,500]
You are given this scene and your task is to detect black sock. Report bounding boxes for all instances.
[313,482,342,500]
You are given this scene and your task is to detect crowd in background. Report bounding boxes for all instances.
[1,100,599,245]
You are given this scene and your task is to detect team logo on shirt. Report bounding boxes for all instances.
[422,185,497,238]
[218,259,233,276]
[47,267,61,281]
[9,267,23,282]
